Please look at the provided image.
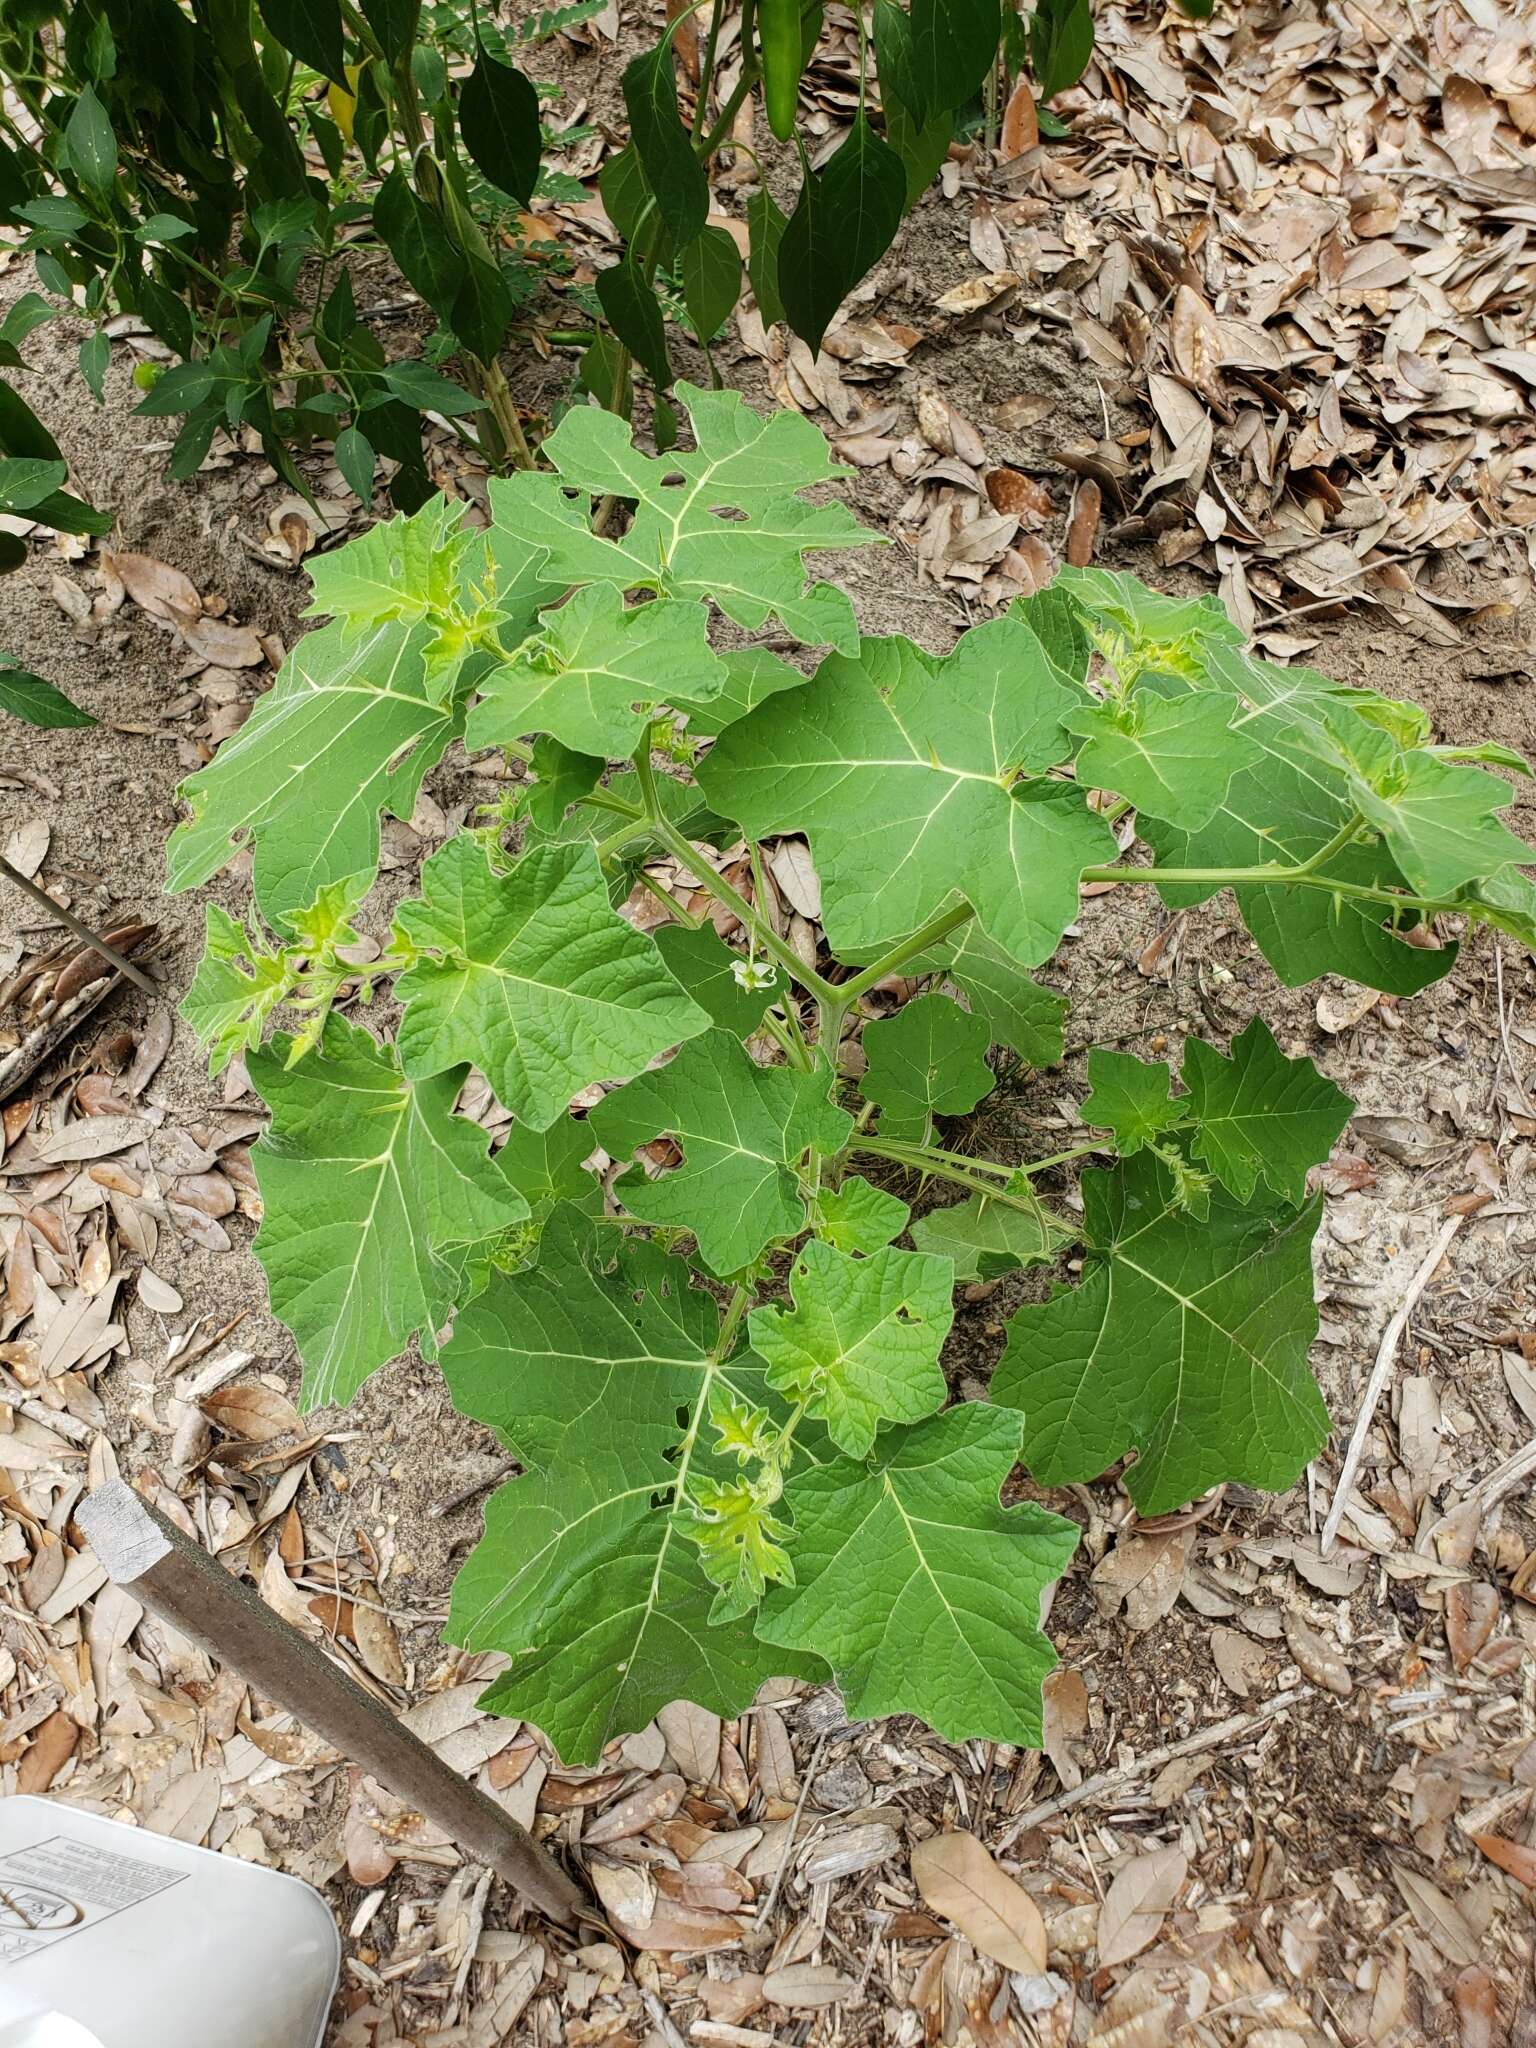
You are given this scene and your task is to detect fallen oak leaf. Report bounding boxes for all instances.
[909,1831,1047,1973]
[1468,1831,1536,1888]
[1097,1844,1187,1967]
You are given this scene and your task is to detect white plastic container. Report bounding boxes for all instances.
[0,1797,340,2048]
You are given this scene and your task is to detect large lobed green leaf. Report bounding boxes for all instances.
[166,619,460,932]
[487,383,880,653]
[443,1206,823,1763]
[700,613,1113,965]
[758,1405,1079,1748]
[248,1016,526,1409]
[393,836,709,1131]
[994,1152,1330,1514]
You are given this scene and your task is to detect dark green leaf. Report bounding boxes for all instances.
[681,224,742,341]
[598,144,654,245]
[0,458,67,514]
[333,424,376,503]
[745,187,787,326]
[1029,0,1093,101]
[874,0,1000,127]
[381,360,484,416]
[883,96,953,208]
[459,45,542,206]
[258,0,348,85]
[373,169,468,323]
[134,360,221,416]
[622,43,709,250]
[779,119,906,356]
[0,656,95,728]
[0,378,63,462]
[361,0,419,61]
[596,254,672,388]
[63,87,118,199]
[78,329,109,402]
[450,253,514,364]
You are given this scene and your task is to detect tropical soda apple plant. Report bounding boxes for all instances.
[171,385,1536,1764]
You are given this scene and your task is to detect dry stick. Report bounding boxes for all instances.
[0,855,159,997]
[76,1479,584,1926]
[999,1685,1311,1844]
[1319,1211,1466,1555]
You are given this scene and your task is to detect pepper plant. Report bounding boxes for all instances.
[173,386,1534,1764]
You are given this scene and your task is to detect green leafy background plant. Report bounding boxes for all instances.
[174,384,1535,1766]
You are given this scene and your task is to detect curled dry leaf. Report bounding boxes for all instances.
[909,1831,1047,1974]
[1445,1581,1499,1672]
[1096,1844,1187,1967]
[200,1382,302,1443]
[984,468,1053,524]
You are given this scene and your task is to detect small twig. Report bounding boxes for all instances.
[999,1686,1311,1841]
[1494,943,1535,1119]
[429,1459,518,1519]
[0,856,159,996]
[755,1729,827,1929]
[1320,1211,1466,1553]
[1456,1435,1536,1518]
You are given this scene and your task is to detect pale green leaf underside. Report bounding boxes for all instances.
[995,1152,1328,1514]
[700,616,1113,965]
[443,1207,821,1762]
[757,1405,1079,1748]
[750,1237,954,1457]
[591,1030,853,1274]
[249,1015,526,1410]
[909,1187,1068,1282]
[166,618,460,931]
[393,836,709,1131]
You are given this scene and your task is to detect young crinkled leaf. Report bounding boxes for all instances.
[590,1030,852,1274]
[303,497,479,633]
[466,583,728,759]
[756,1405,1079,1748]
[909,1186,1068,1282]
[993,1151,1329,1514]
[700,615,1113,965]
[166,619,461,932]
[442,1206,822,1761]
[487,384,879,653]
[1051,566,1245,677]
[393,836,709,1131]
[864,993,994,1139]
[182,904,295,1076]
[750,1238,955,1457]
[248,1016,527,1409]
[811,1177,911,1255]
[1181,1018,1351,1208]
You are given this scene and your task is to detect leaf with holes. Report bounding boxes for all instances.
[590,1030,851,1274]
